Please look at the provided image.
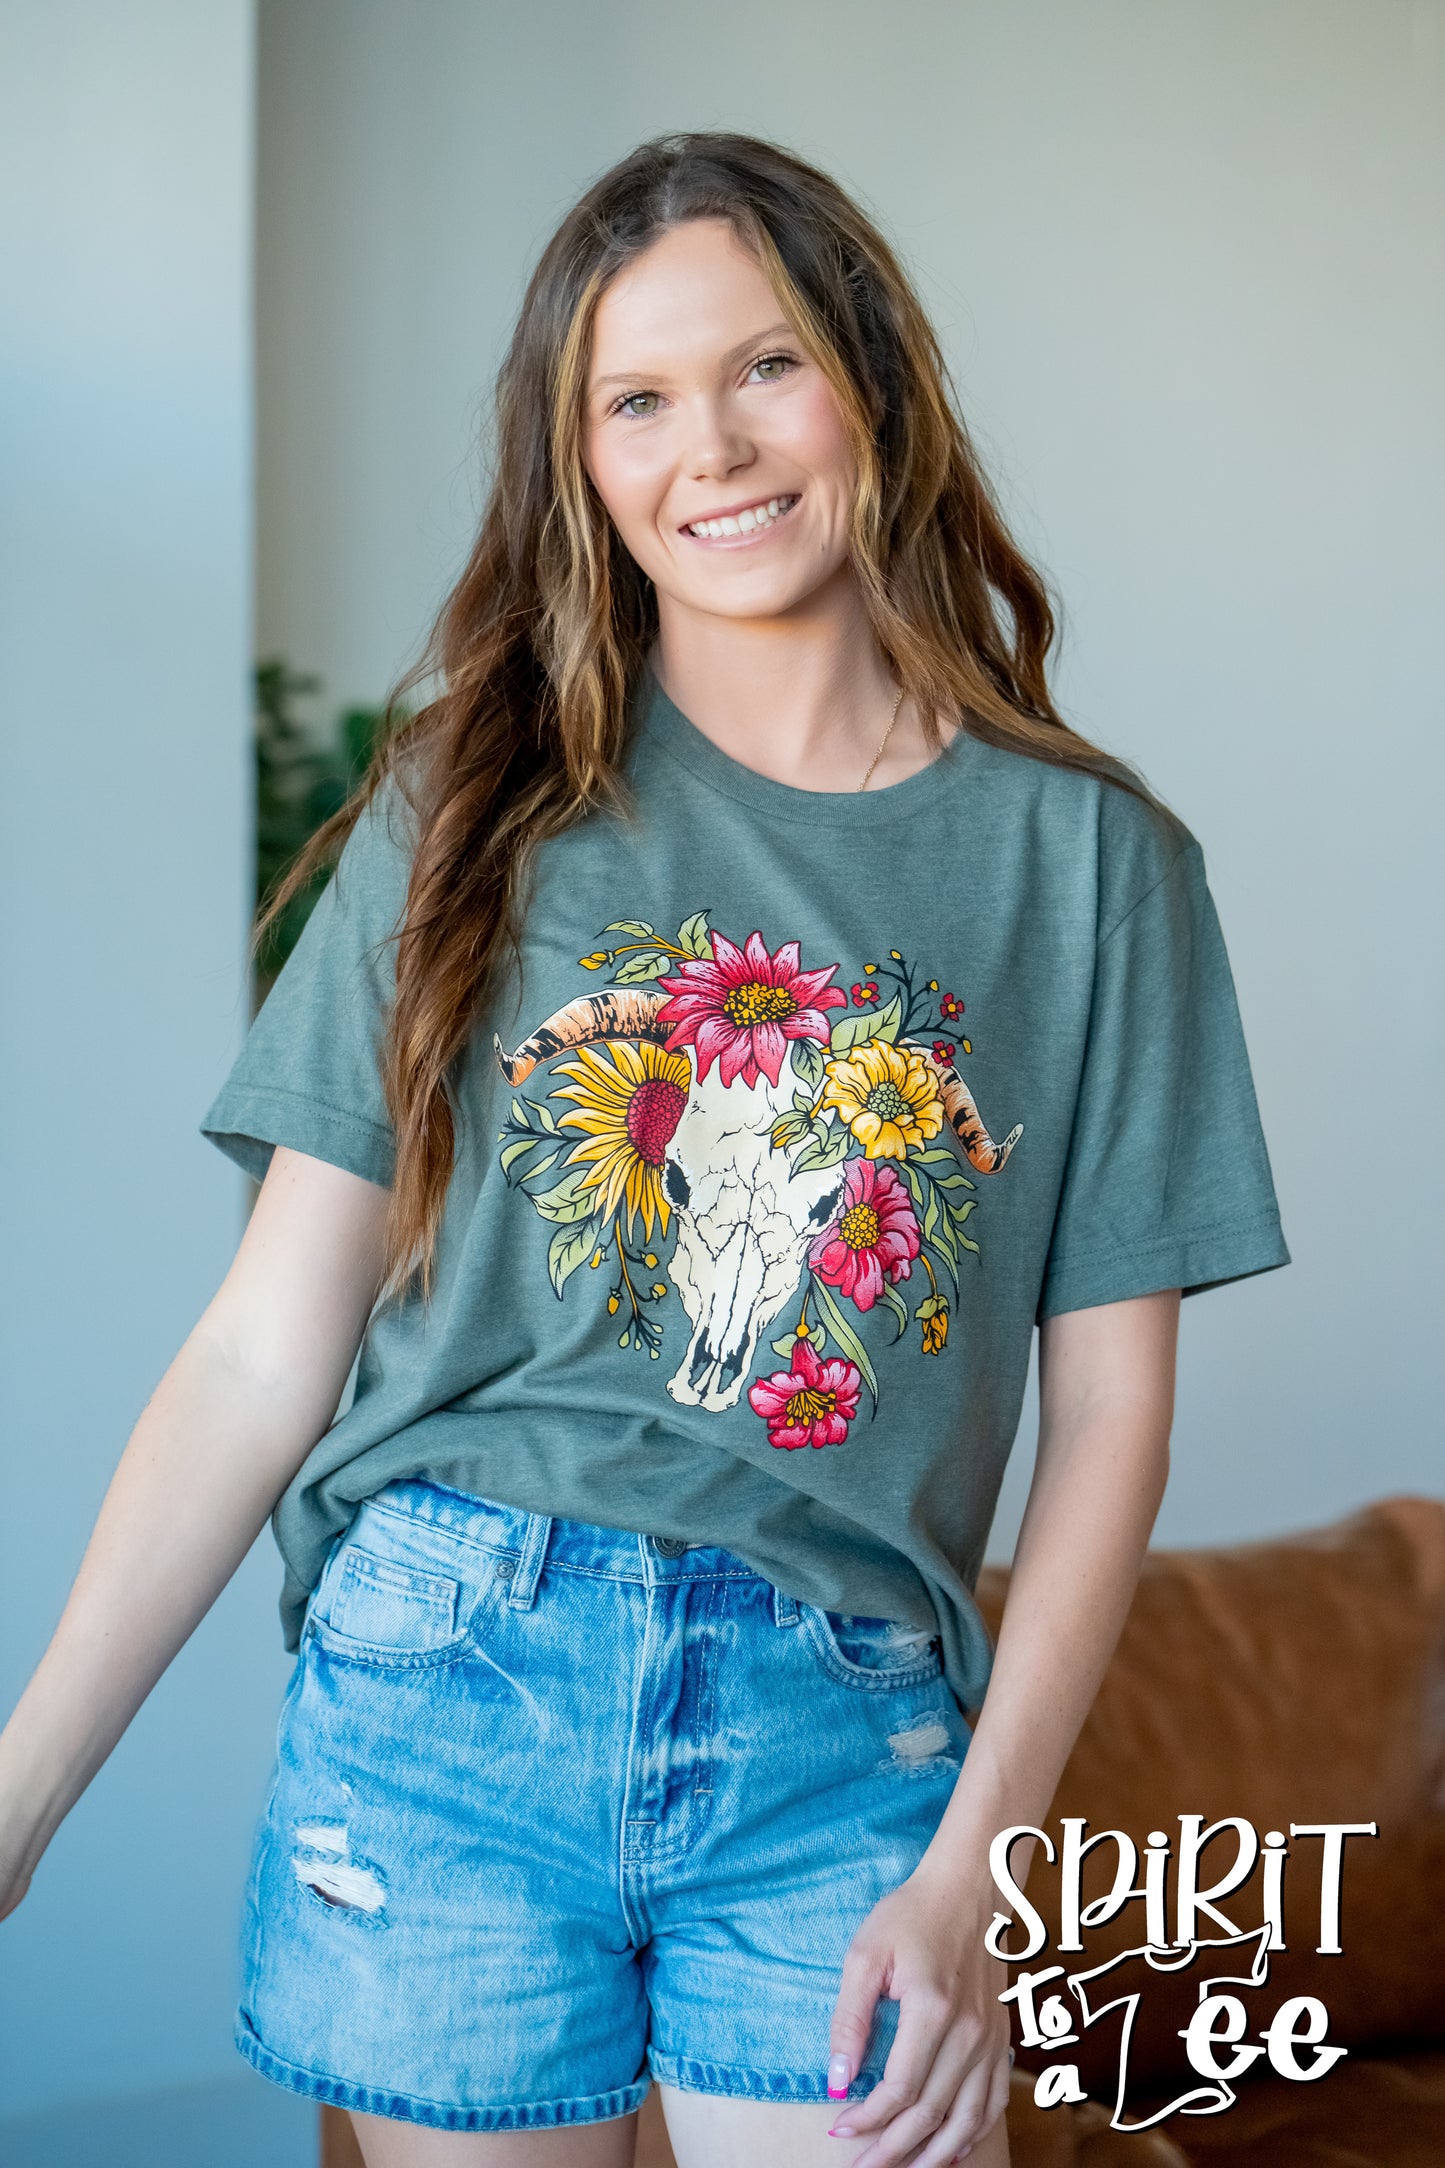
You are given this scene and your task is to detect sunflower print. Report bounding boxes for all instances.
[552,1039,691,1243]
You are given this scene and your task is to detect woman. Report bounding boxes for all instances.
[0,133,1289,2167]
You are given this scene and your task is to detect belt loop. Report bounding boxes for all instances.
[772,1583,800,1628]
[507,1511,552,1610]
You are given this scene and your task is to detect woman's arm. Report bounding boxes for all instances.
[827,1287,1180,2168]
[0,1146,391,1923]
[928,1284,1179,1891]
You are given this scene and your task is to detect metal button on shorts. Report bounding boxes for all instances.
[650,1534,691,1556]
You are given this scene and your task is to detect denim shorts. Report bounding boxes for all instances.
[234,1475,973,2132]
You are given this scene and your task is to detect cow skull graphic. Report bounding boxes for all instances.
[495,988,1021,1413]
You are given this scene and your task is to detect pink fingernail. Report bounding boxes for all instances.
[827,2053,851,2098]
[828,2125,855,2138]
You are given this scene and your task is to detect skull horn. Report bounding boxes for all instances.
[494,989,670,1086]
[907,1039,1023,1173]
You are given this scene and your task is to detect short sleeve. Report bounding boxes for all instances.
[200,783,415,1187]
[1036,838,1290,1322]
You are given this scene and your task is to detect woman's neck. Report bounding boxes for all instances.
[648,577,954,792]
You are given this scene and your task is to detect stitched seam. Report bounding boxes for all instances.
[1097,839,1200,947]
[209,1083,393,1145]
[1046,1208,1283,1269]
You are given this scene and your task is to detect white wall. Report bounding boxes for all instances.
[0,2,307,2147]
[256,0,1443,1555]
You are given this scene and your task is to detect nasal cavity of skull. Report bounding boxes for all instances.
[292,1821,385,1914]
[665,1160,691,1206]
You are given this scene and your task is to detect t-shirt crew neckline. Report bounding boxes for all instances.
[633,666,978,830]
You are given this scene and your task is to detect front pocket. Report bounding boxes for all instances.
[801,1606,944,1691]
[312,1545,473,1668]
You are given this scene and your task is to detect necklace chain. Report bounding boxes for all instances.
[858,682,906,792]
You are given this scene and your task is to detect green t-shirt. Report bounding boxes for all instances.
[203,669,1290,1711]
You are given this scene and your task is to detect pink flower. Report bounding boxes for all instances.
[748,1335,862,1450]
[807,1157,920,1311]
[657,930,845,1089]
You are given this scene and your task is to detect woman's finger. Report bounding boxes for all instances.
[829,1985,961,2141]
[909,2041,1010,2167]
[827,1934,890,2106]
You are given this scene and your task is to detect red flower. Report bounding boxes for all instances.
[932,1039,955,1065]
[657,930,845,1089]
[850,981,880,1006]
[807,1158,920,1311]
[939,992,965,1021]
[748,1335,862,1449]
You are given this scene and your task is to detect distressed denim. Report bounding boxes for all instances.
[235,1475,973,2131]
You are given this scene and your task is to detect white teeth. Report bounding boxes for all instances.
[688,493,796,539]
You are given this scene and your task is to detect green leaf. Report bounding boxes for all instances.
[878,1283,910,1342]
[870,992,904,1044]
[612,950,674,984]
[499,1136,561,1182]
[676,910,712,957]
[603,920,655,938]
[809,1276,879,1410]
[790,1121,852,1175]
[789,1036,827,1091]
[547,1214,604,1297]
[827,991,903,1053]
[531,1169,600,1223]
[770,1111,812,1151]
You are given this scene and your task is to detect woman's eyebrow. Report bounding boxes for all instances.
[588,321,797,393]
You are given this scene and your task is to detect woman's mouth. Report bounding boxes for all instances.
[681,492,801,544]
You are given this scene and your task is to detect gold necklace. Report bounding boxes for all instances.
[858,682,906,792]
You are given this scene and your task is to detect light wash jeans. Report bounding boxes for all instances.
[235,1475,972,2131]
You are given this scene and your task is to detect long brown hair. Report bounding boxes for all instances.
[258,129,1158,1299]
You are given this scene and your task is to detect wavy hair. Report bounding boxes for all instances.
[258,129,1156,1299]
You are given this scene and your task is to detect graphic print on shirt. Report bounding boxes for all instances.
[494,915,1022,1447]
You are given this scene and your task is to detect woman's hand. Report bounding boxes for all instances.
[826,1861,1013,2166]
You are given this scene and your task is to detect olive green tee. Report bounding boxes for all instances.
[202,669,1290,1712]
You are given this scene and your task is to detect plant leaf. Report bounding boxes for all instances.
[612,949,674,984]
[547,1214,604,1296]
[603,920,655,938]
[676,910,712,957]
[789,1036,826,1091]
[878,1282,910,1342]
[809,1275,879,1410]
[790,1121,852,1176]
[531,1169,600,1223]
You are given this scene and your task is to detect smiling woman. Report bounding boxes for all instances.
[2,128,1290,2168]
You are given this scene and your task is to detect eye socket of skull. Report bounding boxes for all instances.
[665,1159,692,1208]
[807,1173,846,1228]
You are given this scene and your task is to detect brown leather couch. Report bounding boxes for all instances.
[323,1495,1445,2167]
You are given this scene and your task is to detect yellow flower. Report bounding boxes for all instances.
[551,1039,690,1242]
[821,1039,945,1161]
[921,1304,949,1355]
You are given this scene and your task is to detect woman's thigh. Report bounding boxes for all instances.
[346,2107,639,2167]
[657,2085,1010,2167]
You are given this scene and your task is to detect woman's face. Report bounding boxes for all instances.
[581,217,859,622]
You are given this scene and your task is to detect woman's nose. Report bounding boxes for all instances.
[681,395,754,482]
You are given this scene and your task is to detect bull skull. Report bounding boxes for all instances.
[495,991,1020,1412]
